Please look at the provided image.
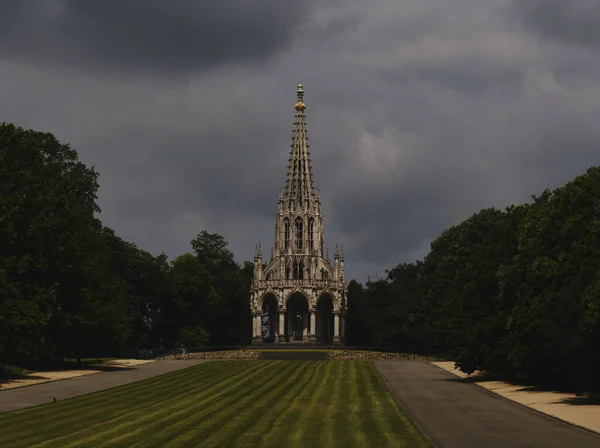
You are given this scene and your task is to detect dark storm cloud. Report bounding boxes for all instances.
[509,0,600,48]
[3,0,600,281]
[0,0,311,73]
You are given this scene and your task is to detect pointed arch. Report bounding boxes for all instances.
[284,289,310,308]
[260,292,278,342]
[294,218,303,249]
[318,291,340,311]
[308,218,314,250]
[316,292,335,343]
[284,218,290,250]
[285,291,310,342]
[292,258,305,280]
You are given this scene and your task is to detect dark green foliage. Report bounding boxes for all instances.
[190,231,252,345]
[0,122,100,364]
[5,119,600,393]
[0,122,252,370]
[346,167,600,391]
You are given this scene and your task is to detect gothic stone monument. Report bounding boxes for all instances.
[250,84,347,345]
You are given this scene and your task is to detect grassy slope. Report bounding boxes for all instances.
[0,361,431,448]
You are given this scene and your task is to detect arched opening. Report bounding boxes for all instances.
[293,259,305,280]
[286,292,309,342]
[317,294,334,343]
[294,218,303,250]
[261,293,278,343]
[308,218,314,250]
[284,219,290,250]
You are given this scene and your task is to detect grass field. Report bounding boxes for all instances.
[0,360,431,448]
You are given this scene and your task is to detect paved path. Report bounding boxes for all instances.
[0,360,207,413]
[375,360,600,448]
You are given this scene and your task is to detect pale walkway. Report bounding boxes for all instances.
[433,361,600,435]
[0,359,207,413]
[0,359,153,391]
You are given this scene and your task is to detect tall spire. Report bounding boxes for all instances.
[284,84,314,207]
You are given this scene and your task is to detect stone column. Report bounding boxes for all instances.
[309,311,316,342]
[333,312,341,344]
[252,313,263,344]
[279,311,286,343]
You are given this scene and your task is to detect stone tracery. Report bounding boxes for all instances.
[250,84,347,344]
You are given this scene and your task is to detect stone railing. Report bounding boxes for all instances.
[254,279,343,289]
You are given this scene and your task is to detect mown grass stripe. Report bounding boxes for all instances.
[27,362,252,447]
[0,360,432,447]
[347,361,368,446]
[330,362,354,448]
[362,361,417,447]
[4,362,230,447]
[354,361,380,443]
[113,361,278,447]
[46,361,271,447]
[317,360,344,447]
[372,362,432,446]
[0,362,225,446]
[189,361,317,447]
[215,361,321,448]
[361,362,393,444]
[132,361,299,446]
[1,361,216,429]
[286,361,335,447]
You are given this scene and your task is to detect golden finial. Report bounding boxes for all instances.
[294,83,306,112]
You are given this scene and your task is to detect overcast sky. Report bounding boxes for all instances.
[1,0,599,281]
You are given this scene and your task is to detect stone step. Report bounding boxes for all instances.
[259,351,329,360]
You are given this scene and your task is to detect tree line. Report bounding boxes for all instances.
[0,123,251,368]
[346,167,600,391]
[2,122,599,392]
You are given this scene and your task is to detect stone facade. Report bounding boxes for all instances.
[250,85,347,345]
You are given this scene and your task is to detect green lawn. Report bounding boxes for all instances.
[0,361,431,448]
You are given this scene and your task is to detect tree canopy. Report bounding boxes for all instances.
[346,168,600,391]
[2,121,599,393]
[0,123,252,369]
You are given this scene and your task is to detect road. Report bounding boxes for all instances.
[375,360,600,448]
